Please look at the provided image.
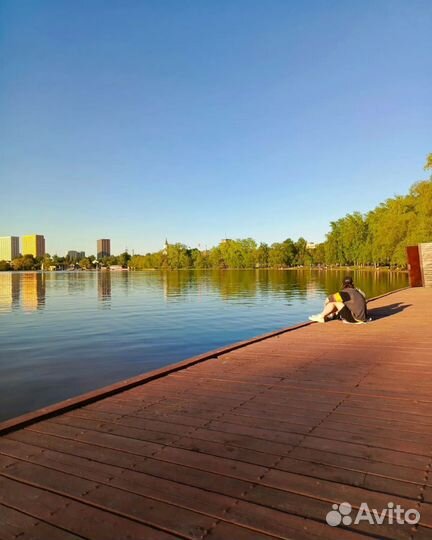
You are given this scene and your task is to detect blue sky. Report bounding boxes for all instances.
[1,0,431,256]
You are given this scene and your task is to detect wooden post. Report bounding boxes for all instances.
[406,245,423,287]
[407,242,432,287]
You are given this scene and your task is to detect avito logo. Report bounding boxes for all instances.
[326,501,420,527]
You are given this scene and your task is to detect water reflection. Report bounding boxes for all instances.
[154,268,405,303]
[98,271,112,307]
[118,270,131,295]
[0,272,46,313]
[22,273,46,312]
[0,273,20,312]
[0,269,408,315]
[67,272,88,295]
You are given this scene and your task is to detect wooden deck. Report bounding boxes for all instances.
[1,287,432,540]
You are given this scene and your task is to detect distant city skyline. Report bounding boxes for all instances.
[1,1,431,256]
[0,232,321,259]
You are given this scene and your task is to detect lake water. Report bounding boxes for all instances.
[0,269,407,421]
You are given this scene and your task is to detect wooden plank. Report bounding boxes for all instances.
[0,503,86,540]
[0,476,177,540]
[5,429,268,484]
[0,462,217,539]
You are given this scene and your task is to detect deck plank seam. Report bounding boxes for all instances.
[1,451,341,540]
[44,414,298,462]
[0,500,90,540]
[25,414,432,478]
[4,432,432,532]
[178,380,298,540]
[329,410,432,425]
[47,408,432,466]
[250,363,428,509]
[0,443,258,501]
[3,431,430,507]
[219,350,330,418]
[44,377,432,462]
[207,403,432,431]
[148,381,278,468]
[66,408,318,438]
[232,408,432,430]
[290,442,430,473]
[0,437,280,525]
[2,431,194,481]
[260,383,432,404]
[198,446,291,540]
[200,380,365,537]
[23,424,166,459]
[54,413,202,444]
[0,481,76,534]
[412,454,432,539]
[0,470,192,540]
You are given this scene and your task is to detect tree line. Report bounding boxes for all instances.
[129,237,315,270]
[324,155,431,267]
[1,153,431,271]
[131,153,432,270]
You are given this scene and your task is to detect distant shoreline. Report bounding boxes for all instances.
[0,266,408,274]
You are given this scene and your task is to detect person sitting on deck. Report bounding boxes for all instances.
[309,276,368,324]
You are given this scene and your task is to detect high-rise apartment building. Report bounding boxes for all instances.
[0,236,19,261]
[22,235,45,258]
[97,239,111,259]
[67,250,85,261]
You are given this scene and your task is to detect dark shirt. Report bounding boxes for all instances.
[337,288,367,322]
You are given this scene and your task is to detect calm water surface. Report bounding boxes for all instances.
[0,269,407,421]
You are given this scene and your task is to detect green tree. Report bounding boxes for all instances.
[269,239,296,267]
[102,255,118,266]
[42,254,54,269]
[11,255,36,271]
[191,248,210,268]
[367,196,415,266]
[79,257,93,270]
[405,180,432,246]
[165,243,192,269]
[0,260,11,271]
[255,243,269,267]
[293,237,307,265]
[312,243,326,265]
[118,251,131,268]
[52,255,65,265]
[208,245,225,268]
